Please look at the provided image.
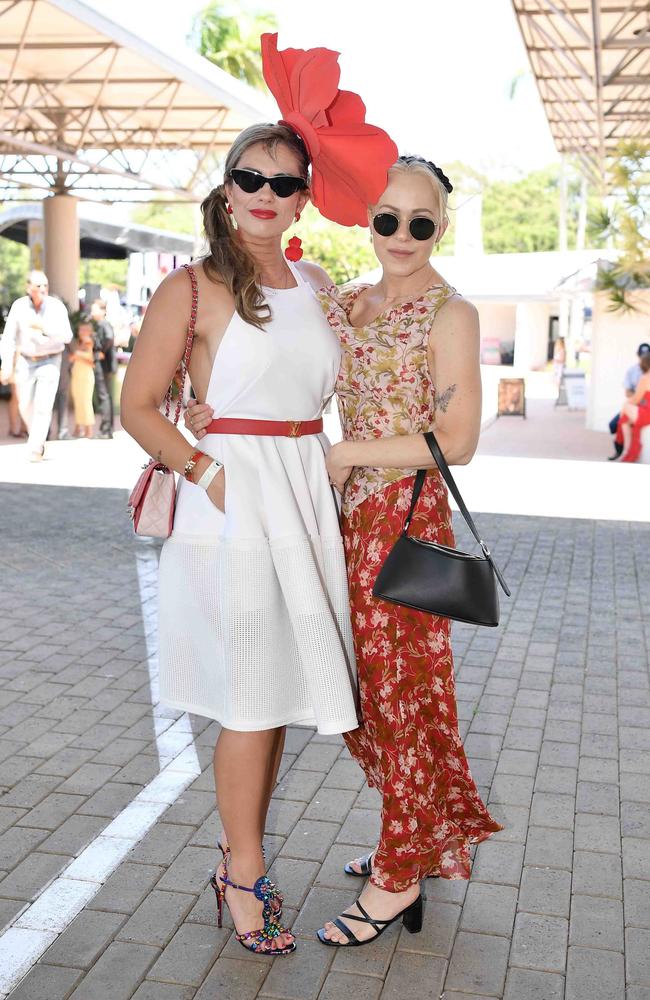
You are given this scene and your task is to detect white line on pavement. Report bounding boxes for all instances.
[0,546,205,996]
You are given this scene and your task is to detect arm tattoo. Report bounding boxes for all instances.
[435,383,457,414]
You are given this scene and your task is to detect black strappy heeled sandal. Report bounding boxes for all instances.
[344,850,440,881]
[212,856,296,956]
[344,851,374,877]
[317,892,423,948]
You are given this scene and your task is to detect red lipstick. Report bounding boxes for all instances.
[250,209,277,219]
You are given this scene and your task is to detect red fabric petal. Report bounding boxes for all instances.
[261,34,340,127]
[311,126,401,226]
[261,32,397,228]
[326,89,367,127]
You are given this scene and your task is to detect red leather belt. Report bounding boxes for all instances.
[205,417,323,437]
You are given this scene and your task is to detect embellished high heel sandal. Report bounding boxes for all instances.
[215,841,283,919]
[317,892,423,948]
[212,857,296,955]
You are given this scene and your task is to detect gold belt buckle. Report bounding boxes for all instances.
[288,421,302,437]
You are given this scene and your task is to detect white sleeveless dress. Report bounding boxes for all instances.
[158,261,358,735]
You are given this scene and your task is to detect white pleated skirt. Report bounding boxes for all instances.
[158,432,359,735]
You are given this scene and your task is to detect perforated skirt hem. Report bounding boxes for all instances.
[159,693,357,735]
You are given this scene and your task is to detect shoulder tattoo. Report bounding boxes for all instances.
[435,383,457,413]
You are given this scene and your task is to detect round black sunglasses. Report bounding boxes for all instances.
[372,212,437,241]
[228,168,307,199]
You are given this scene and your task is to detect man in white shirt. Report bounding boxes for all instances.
[624,342,650,395]
[0,270,73,461]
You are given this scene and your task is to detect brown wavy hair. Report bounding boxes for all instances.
[201,123,309,329]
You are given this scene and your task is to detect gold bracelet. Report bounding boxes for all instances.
[183,450,204,482]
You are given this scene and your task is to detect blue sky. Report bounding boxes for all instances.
[88,0,559,178]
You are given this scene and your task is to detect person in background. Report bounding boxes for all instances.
[69,318,96,438]
[608,342,650,459]
[7,380,27,438]
[126,313,143,354]
[51,341,72,440]
[614,352,650,463]
[90,298,116,439]
[0,270,73,461]
[102,285,130,349]
[552,336,566,389]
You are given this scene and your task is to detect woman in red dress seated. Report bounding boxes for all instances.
[615,353,650,462]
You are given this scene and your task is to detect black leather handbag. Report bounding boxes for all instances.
[372,431,511,627]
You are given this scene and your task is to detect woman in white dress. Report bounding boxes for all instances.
[121,123,361,954]
[122,29,397,956]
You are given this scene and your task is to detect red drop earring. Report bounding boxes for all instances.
[285,237,303,261]
[284,211,303,261]
[226,203,233,214]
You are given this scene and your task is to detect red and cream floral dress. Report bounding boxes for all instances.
[320,282,502,891]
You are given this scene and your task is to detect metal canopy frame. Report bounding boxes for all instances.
[0,0,273,202]
[512,1,650,183]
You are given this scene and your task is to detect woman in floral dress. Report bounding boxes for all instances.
[317,155,501,945]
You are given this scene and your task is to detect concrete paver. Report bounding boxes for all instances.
[0,478,648,998]
[565,946,626,1000]
[381,952,446,1000]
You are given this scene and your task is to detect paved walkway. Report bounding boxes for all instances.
[478,397,611,463]
[1,480,648,999]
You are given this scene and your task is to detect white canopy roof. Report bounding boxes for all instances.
[0,0,274,201]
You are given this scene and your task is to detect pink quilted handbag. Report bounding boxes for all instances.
[127,263,198,538]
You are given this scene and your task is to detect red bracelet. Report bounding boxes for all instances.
[183,450,205,483]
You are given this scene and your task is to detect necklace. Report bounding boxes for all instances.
[377,273,439,308]
[259,262,294,290]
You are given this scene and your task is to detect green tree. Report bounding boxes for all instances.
[131,202,195,235]
[482,166,580,254]
[80,258,128,292]
[425,161,604,258]
[193,3,277,89]
[0,235,29,307]
[298,205,376,285]
[589,140,650,312]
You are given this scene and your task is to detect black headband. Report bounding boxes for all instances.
[398,155,453,194]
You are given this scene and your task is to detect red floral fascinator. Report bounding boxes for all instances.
[261,32,398,228]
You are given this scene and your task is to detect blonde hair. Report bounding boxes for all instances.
[388,156,451,229]
[201,123,309,329]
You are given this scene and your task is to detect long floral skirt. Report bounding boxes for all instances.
[342,473,503,892]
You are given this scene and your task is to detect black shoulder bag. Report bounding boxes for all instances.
[372,431,511,627]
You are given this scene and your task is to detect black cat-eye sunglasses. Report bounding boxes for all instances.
[228,168,307,198]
